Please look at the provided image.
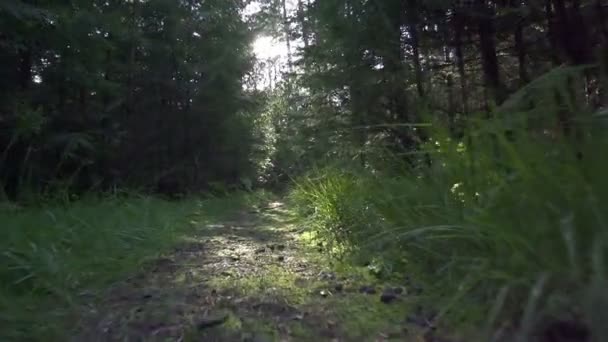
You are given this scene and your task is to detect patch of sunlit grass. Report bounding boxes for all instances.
[289,110,608,338]
[209,265,316,306]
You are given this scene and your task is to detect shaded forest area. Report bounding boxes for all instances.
[1,0,256,200]
[2,0,608,340]
[1,0,607,197]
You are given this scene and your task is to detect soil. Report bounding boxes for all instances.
[73,201,452,342]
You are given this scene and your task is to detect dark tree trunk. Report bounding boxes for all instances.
[514,27,528,84]
[58,48,69,112]
[476,1,505,105]
[3,48,32,200]
[549,0,594,137]
[454,12,469,114]
[408,0,425,98]
[598,0,608,42]
[552,0,592,65]
[384,0,414,150]
[126,0,140,117]
[545,0,561,65]
[79,86,87,117]
[103,49,111,109]
[597,0,608,106]
[18,48,32,91]
[447,75,457,135]
[513,0,529,85]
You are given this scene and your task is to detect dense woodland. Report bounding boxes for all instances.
[1,0,606,197]
[1,0,608,340]
[1,0,255,199]
[259,0,607,179]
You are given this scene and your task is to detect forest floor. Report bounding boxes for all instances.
[74,200,451,342]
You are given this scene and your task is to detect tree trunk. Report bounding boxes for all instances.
[597,0,608,106]
[513,0,529,85]
[545,0,560,65]
[126,0,138,117]
[383,0,409,142]
[58,49,68,112]
[454,12,469,114]
[408,0,425,98]
[552,0,592,65]
[79,86,87,117]
[18,48,32,91]
[551,0,594,140]
[447,75,457,135]
[477,1,505,105]
[598,0,608,42]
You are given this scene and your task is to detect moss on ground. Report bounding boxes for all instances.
[66,197,446,341]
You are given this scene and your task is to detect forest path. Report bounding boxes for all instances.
[75,201,441,342]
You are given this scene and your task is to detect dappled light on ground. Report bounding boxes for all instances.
[74,201,446,341]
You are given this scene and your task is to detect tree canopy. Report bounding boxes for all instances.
[1,0,256,199]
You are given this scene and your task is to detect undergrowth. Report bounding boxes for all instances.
[289,109,608,339]
[0,193,249,340]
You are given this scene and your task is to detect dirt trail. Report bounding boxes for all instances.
[75,202,440,342]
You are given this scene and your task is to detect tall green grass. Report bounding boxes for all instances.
[290,111,608,338]
[0,194,247,340]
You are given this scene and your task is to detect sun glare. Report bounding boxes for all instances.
[253,35,287,60]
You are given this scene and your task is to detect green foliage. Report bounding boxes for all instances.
[1,0,606,338]
[0,0,256,198]
[290,168,374,257]
[290,101,608,333]
[254,83,368,187]
[0,194,245,340]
